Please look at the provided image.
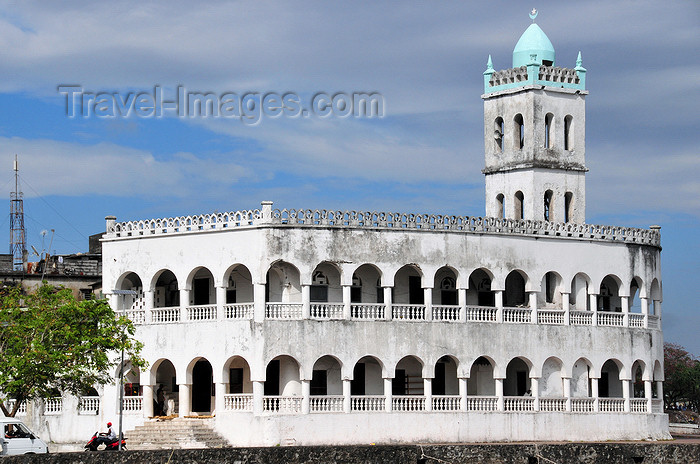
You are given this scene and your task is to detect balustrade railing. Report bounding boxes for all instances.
[571,398,595,413]
[225,303,254,319]
[504,396,535,412]
[392,305,425,321]
[310,396,344,413]
[432,305,461,322]
[151,307,181,323]
[186,304,217,321]
[43,397,63,414]
[432,395,461,411]
[539,397,567,412]
[570,311,593,326]
[265,303,303,320]
[79,396,100,415]
[630,399,648,413]
[310,303,344,320]
[117,309,146,325]
[224,393,253,411]
[466,396,498,411]
[263,396,302,413]
[503,308,532,324]
[351,303,384,320]
[628,313,645,328]
[599,398,625,413]
[121,396,143,412]
[597,312,624,327]
[537,310,565,325]
[6,399,26,415]
[466,306,497,322]
[351,395,385,412]
[392,395,425,411]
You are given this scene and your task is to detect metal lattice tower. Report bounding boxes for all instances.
[9,155,26,271]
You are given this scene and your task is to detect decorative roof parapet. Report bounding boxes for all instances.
[484,65,586,94]
[103,203,661,248]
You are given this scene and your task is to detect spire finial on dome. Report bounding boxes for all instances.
[529,8,538,22]
[576,51,583,67]
[486,55,494,71]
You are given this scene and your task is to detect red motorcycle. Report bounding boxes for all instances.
[84,431,127,451]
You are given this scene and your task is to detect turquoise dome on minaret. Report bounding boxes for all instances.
[512,23,555,67]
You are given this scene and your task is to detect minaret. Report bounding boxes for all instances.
[482,10,587,223]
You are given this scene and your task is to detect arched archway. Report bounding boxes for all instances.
[468,356,495,396]
[570,273,591,311]
[571,358,592,398]
[351,356,385,411]
[310,356,343,412]
[264,355,301,413]
[598,275,622,312]
[152,359,177,416]
[222,356,253,411]
[115,272,144,312]
[540,357,564,397]
[266,262,302,319]
[310,262,343,319]
[504,270,528,308]
[393,265,424,320]
[467,269,495,307]
[351,264,384,319]
[153,270,179,308]
[224,264,254,309]
[188,267,215,306]
[600,359,623,398]
[433,355,459,410]
[190,358,213,414]
[505,357,531,396]
[539,271,563,308]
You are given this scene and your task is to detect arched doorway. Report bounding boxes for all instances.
[191,359,213,414]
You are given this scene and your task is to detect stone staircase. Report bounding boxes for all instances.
[125,418,231,450]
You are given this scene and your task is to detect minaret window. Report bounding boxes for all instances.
[543,190,553,221]
[564,192,573,222]
[514,191,524,220]
[564,115,573,151]
[494,117,504,152]
[514,114,524,149]
[544,113,554,148]
[496,194,505,219]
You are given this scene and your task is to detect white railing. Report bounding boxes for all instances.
[265,303,303,320]
[108,206,661,247]
[597,312,624,327]
[151,307,181,323]
[630,399,648,413]
[309,395,344,413]
[122,396,143,412]
[6,399,26,415]
[310,303,344,320]
[432,305,461,322]
[225,303,254,319]
[466,396,498,411]
[651,398,663,413]
[599,398,625,413]
[186,304,217,321]
[432,395,461,411]
[224,393,253,411]
[263,396,302,414]
[537,310,565,325]
[392,305,425,321]
[628,313,645,328]
[351,303,385,320]
[539,397,567,412]
[503,308,532,324]
[351,395,385,412]
[571,398,595,413]
[43,397,63,415]
[117,309,146,325]
[392,395,425,411]
[648,315,660,330]
[504,396,535,412]
[570,311,593,325]
[79,396,100,415]
[466,306,497,322]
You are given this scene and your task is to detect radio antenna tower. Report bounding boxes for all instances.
[10,155,26,271]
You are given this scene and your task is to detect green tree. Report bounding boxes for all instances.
[664,342,700,412]
[0,283,145,417]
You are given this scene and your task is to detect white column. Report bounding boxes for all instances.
[562,292,570,325]
[529,291,538,323]
[591,377,599,412]
[458,288,467,322]
[495,290,504,323]
[531,378,539,411]
[178,384,191,417]
[108,293,119,311]
[215,382,226,414]
[253,283,266,322]
[384,378,393,411]
[622,379,631,412]
[654,300,662,319]
[216,286,226,321]
[459,377,468,411]
[496,378,504,411]
[590,294,598,326]
[301,285,310,319]
[342,285,351,320]
[342,379,351,413]
[384,287,392,321]
[252,380,264,415]
[563,377,572,412]
[656,381,664,410]
[645,380,653,413]
[621,296,629,328]
[641,296,649,328]
[424,378,432,411]
[180,288,190,321]
[144,289,154,324]
[142,384,154,418]
[301,380,310,414]
[424,288,432,321]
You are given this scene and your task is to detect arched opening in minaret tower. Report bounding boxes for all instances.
[514,114,524,149]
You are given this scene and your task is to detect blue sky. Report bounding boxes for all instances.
[0,1,697,352]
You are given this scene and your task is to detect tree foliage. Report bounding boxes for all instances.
[0,284,145,417]
[664,342,700,412]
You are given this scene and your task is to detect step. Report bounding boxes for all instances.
[124,418,230,450]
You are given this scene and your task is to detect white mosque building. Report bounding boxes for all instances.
[16,17,669,445]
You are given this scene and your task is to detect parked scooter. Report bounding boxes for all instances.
[84,431,127,451]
